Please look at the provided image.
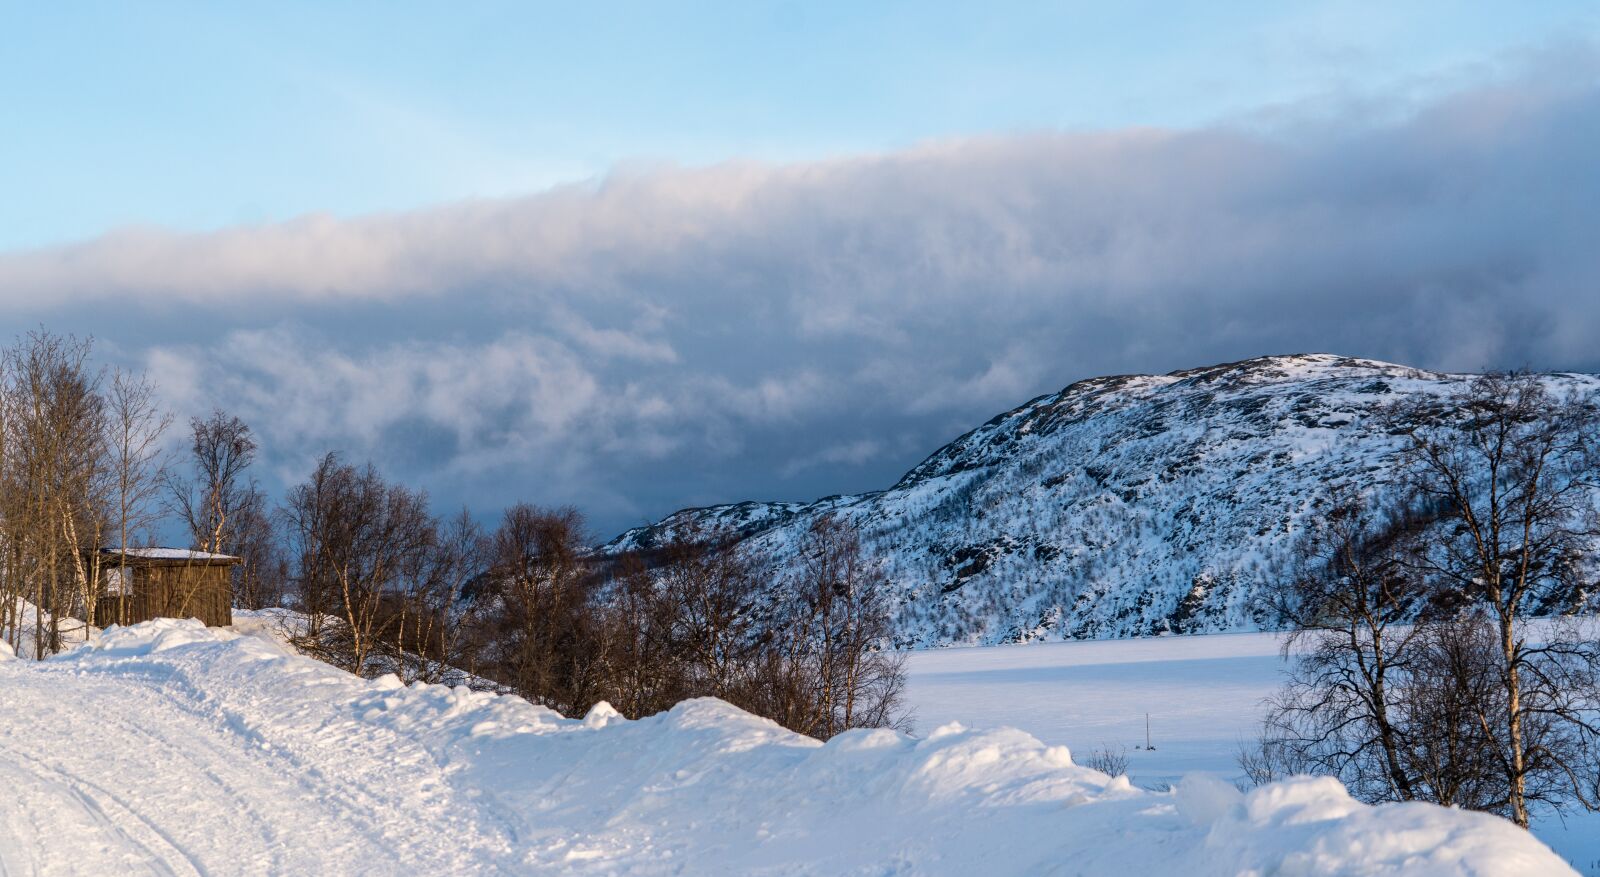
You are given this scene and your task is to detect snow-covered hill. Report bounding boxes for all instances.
[604,354,1600,645]
[0,619,1573,875]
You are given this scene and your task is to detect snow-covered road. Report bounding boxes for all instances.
[0,621,1577,875]
[0,628,503,874]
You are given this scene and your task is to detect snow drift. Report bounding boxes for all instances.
[0,619,1571,875]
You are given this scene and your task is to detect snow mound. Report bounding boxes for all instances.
[226,606,308,655]
[1192,775,1564,876]
[0,619,1572,875]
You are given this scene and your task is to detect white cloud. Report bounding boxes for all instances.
[781,439,885,478]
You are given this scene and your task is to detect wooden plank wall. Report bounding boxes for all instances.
[94,566,233,628]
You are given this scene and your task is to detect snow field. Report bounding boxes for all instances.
[0,619,1576,875]
[904,630,1598,874]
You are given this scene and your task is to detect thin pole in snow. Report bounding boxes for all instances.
[1145,713,1153,751]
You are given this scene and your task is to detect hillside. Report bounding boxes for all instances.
[0,618,1573,875]
[603,354,1600,645]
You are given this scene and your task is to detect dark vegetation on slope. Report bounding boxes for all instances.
[603,354,1600,645]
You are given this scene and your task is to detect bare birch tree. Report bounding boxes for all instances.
[169,410,257,555]
[481,504,607,713]
[103,367,171,626]
[1251,488,1497,805]
[229,488,287,610]
[777,515,907,737]
[0,331,107,656]
[1391,373,1600,826]
[395,507,486,684]
[283,453,436,675]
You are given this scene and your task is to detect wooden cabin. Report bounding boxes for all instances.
[93,548,241,628]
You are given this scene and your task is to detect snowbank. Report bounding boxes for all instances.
[227,606,306,654]
[0,619,1573,876]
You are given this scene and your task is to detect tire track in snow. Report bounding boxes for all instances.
[0,668,267,876]
[0,745,183,877]
[112,664,508,871]
[0,645,512,876]
[0,662,438,875]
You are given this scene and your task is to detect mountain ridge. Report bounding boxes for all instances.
[601,353,1597,645]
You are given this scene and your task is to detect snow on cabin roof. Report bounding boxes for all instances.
[100,547,241,563]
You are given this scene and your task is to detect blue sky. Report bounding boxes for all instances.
[5,1,1595,249]
[4,4,1599,536]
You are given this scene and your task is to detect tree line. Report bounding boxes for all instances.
[278,456,906,738]
[0,330,907,739]
[1244,373,1600,829]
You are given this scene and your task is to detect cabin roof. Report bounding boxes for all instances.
[99,547,242,567]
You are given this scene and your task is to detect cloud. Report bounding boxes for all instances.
[6,56,1600,535]
[780,439,885,479]
[139,327,843,527]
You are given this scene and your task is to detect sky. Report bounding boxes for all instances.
[3,2,1600,538]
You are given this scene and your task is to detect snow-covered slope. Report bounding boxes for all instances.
[604,354,1600,645]
[0,619,1573,875]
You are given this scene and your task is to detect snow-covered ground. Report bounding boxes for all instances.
[2,596,94,661]
[0,619,1577,875]
[905,631,1600,875]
